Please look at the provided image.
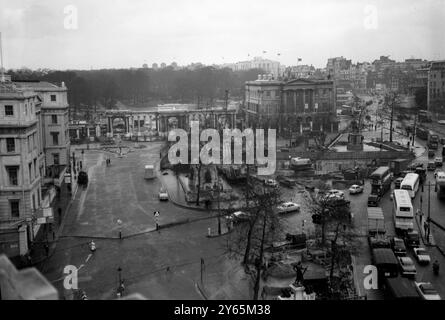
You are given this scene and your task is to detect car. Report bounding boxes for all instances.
[435,157,443,167]
[394,177,404,189]
[78,171,89,187]
[367,194,381,207]
[415,282,442,300]
[398,256,417,278]
[438,120,445,125]
[276,176,295,188]
[158,188,168,201]
[413,247,431,264]
[391,237,407,256]
[226,211,252,223]
[405,230,420,248]
[277,202,301,214]
[264,179,278,188]
[162,171,169,176]
[348,184,364,194]
[427,161,436,171]
[327,189,345,198]
[428,150,435,158]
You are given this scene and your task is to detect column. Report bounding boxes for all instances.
[86,127,90,137]
[303,89,306,113]
[110,119,114,136]
[76,129,80,139]
[108,117,111,133]
[300,123,303,134]
[293,91,297,114]
[137,116,141,133]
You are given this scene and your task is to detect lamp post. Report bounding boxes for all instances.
[117,219,122,239]
[422,181,437,244]
[117,267,124,297]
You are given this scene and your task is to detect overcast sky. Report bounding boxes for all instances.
[1,0,444,70]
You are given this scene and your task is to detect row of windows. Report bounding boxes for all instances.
[8,189,42,218]
[430,81,445,87]
[2,133,38,153]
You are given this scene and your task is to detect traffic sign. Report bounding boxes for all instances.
[154,211,160,218]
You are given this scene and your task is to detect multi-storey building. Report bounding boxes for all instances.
[427,60,445,113]
[244,75,338,135]
[0,82,42,259]
[0,79,70,263]
[222,57,282,78]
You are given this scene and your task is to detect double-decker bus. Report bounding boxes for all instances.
[416,127,429,140]
[370,166,392,196]
[428,131,439,150]
[393,189,414,232]
[400,173,420,198]
[418,110,432,123]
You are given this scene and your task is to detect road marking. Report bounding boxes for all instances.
[85,254,92,263]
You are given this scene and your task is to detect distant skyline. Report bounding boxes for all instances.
[1,0,445,70]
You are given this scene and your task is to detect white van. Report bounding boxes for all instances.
[144,165,155,179]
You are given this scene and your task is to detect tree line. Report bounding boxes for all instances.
[8,66,264,110]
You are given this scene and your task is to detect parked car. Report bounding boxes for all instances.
[391,237,407,256]
[78,171,88,187]
[226,211,252,223]
[438,120,445,125]
[349,184,364,195]
[367,194,381,207]
[435,157,443,167]
[277,202,301,214]
[415,282,441,300]
[413,247,431,265]
[398,256,417,278]
[158,188,169,201]
[427,161,436,171]
[405,230,420,248]
[277,177,294,188]
[428,150,435,158]
[264,179,278,188]
[394,177,404,189]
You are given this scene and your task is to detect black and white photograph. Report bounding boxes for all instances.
[1,0,445,308]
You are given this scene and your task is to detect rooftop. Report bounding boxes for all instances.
[14,80,67,91]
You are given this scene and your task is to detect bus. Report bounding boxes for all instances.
[436,171,445,200]
[416,127,429,140]
[370,166,392,196]
[385,277,421,300]
[418,110,432,123]
[428,131,439,150]
[393,189,414,232]
[400,173,420,198]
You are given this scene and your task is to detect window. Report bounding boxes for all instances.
[51,115,58,124]
[51,132,59,145]
[7,166,19,185]
[6,138,15,152]
[29,163,32,183]
[10,200,20,218]
[34,159,37,178]
[266,91,271,97]
[50,95,56,102]
[5,105,13,116]
[53,153,60,165]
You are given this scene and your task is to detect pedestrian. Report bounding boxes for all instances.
[44,243,49,256]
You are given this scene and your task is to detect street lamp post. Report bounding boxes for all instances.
[117,219,122,239]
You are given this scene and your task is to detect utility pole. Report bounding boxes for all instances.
[0,32,5,82]
[217,175,221,235]
[412,113,417,147]
[389,92,396,143]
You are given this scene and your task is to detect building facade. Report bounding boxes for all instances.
[244,75,338,135]
[0,82,42,258]
[0,79,70,262]
[427,60,445,114]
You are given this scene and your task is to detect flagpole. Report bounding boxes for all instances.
[0,32,5,82]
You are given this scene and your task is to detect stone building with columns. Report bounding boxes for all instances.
[244,76,338,135]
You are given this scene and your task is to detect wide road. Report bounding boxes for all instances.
[38,142,250,300]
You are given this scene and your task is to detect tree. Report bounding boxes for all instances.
[306,182,360,295]
[414,87,428,110]
[225,180,282,300]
